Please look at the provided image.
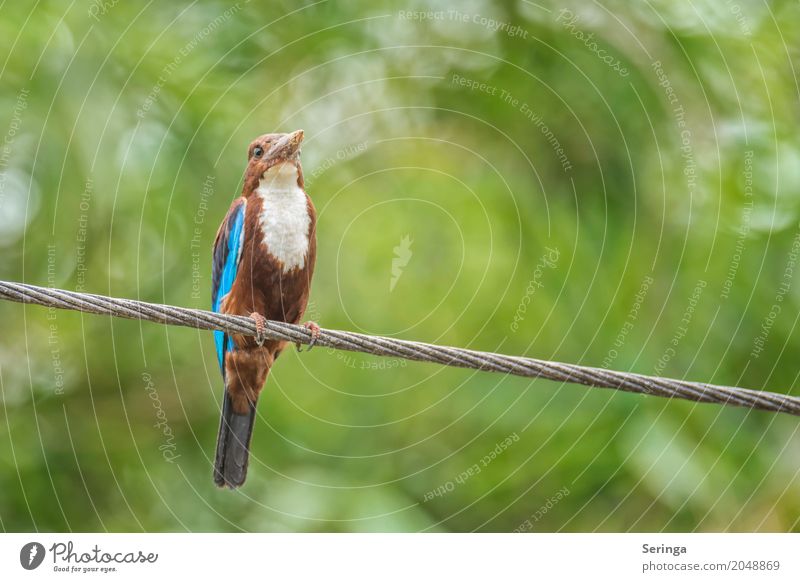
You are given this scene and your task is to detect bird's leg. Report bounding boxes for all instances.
[297,321,321,352]
[249,312,268,346]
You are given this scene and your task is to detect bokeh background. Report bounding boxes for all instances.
[1,0,799,532]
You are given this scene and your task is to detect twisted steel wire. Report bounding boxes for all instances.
[1,280,798,417]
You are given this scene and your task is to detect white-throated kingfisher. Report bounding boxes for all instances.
[211,129,318,489]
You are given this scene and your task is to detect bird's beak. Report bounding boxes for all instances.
[265,129,304,162]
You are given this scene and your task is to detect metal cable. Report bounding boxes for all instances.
[1,280,798,417]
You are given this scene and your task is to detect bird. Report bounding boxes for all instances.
[211,129,319,489]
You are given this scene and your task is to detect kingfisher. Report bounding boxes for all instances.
[211,129,319,489]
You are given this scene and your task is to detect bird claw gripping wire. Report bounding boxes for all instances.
[297,321,321,352]
[249,312,268,346]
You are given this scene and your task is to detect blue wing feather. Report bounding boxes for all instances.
[211,198,247,375]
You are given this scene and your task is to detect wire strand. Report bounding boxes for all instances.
[1,280,798,417]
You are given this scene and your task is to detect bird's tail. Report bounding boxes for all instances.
[213,390,257,489]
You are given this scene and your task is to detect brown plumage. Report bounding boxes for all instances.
[211,130,317,488]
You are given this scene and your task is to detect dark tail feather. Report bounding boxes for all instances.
[213,391,257,489]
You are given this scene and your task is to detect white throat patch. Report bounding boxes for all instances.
[255,163,310,272]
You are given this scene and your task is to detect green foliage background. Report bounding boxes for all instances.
[1,0,799,532]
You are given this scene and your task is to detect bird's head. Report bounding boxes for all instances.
[243,129,305,193]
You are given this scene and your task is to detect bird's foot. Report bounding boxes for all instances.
[249,312,268,346]
[297,321,321,352]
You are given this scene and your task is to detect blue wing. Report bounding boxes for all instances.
[211,197,247,376]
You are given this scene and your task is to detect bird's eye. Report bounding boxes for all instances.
[253,145,264,159]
